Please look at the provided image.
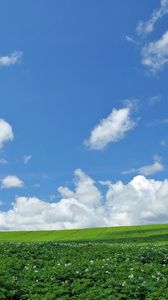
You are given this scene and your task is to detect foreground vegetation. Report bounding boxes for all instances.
[0,224,168,299]
[0,241,168,299]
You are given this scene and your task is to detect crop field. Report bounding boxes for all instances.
[0,224,168,299]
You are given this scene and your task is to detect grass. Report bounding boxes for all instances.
[0,223,168,243]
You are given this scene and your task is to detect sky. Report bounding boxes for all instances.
[1,0,168,230]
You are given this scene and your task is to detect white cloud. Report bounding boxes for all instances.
[23,155,32,164]
[1,176,24,189]
[0,158,8,164]
[0,169,168,230]
[0,119,14,148]
[125,35,139,46]
[103,175,168,225]
[58,169,102,207]
[0,51,23,67]
[85,105,136,150]
[136,0,168,37]
[126,2,168,73]
[141,31,168,72]
[134,161,164,176]
[122,156,164,176]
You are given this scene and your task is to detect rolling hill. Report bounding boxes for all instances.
[0,223,168,243]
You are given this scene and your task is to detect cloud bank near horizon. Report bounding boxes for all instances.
[0,169,168,231]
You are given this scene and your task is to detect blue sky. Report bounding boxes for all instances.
[1,1,168,230]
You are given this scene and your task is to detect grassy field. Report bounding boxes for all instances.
[0,223,168,243]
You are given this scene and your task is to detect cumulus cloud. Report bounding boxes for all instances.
[136,0,168,37]
[122,156,164,176]
[85,105,136,150]
[1,176,24,189]
[58,169,102,207]
[0,169,168,230]
[141,31,168,72]
[0,119,14,148]
[0,51,23,67]
[23,155,32,164]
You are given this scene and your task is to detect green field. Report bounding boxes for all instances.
[0,223,168,243]
[0,224,168,299]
